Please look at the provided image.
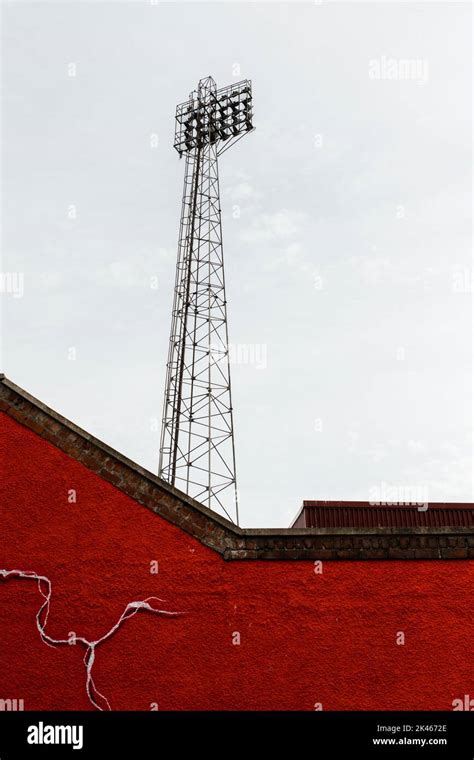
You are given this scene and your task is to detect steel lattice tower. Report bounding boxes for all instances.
[159,76,254,524]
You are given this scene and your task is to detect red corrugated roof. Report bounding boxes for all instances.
[292,501,474,529]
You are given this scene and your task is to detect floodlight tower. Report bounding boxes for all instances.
[159,75,254,524]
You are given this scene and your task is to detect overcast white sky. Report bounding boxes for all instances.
[1,1,472,526]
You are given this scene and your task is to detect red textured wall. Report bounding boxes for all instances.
[1,412,473,711]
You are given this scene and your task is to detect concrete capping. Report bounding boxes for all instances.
[2,376,473,561]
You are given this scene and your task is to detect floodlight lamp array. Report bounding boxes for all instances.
[174,80,253,155]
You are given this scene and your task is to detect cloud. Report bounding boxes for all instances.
[240,209,307,244]
[407,439,426,454]
[348,253,440,289]
[347,431,360,451]
[225,182,262,203]
[89,247,175,290]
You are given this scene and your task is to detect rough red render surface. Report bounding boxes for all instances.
[1,412,473,711]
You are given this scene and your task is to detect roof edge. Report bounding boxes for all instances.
[301,500,474,510]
